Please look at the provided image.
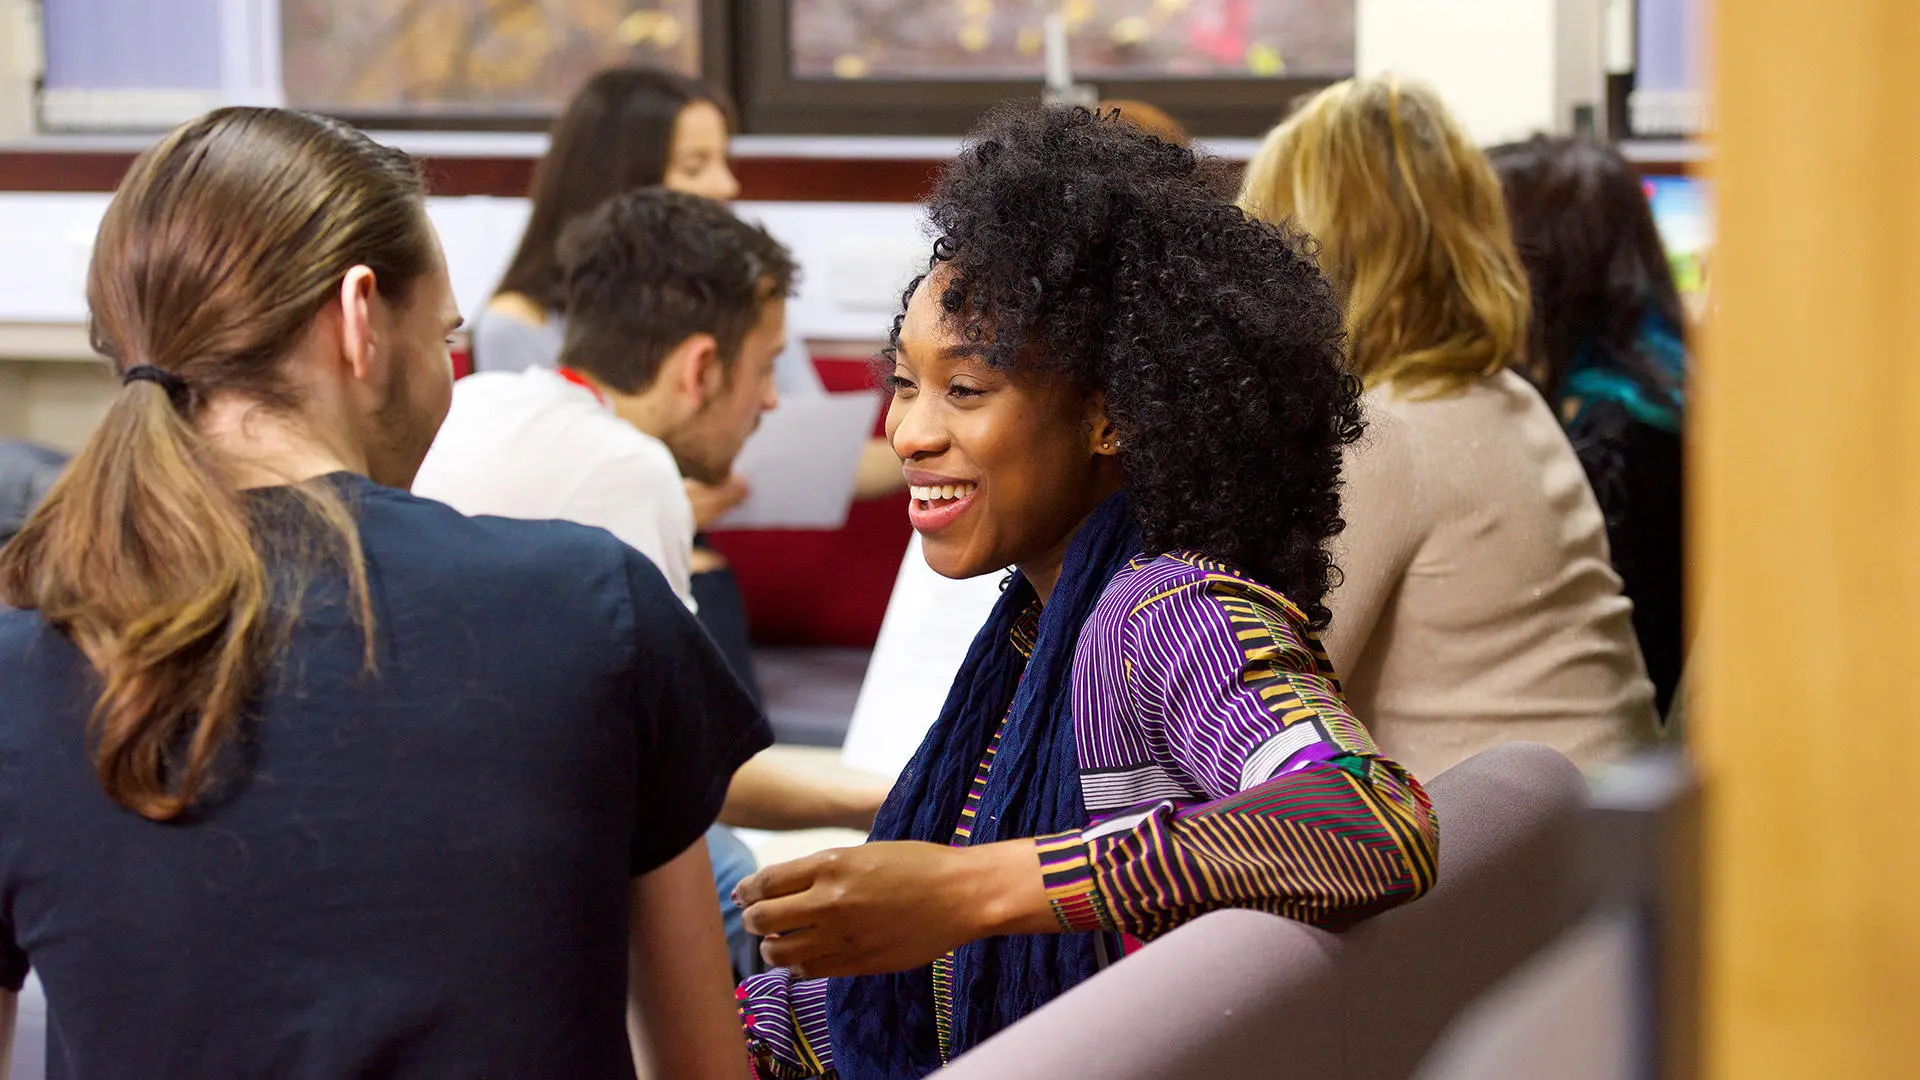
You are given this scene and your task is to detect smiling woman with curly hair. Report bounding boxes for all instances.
[732,104,1438,1080]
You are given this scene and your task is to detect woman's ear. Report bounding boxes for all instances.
[1087,396,1121,457]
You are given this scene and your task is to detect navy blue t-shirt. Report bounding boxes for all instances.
[0,473,770,1078]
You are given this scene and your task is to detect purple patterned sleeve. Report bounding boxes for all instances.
[738,969,835,1078]
[1070,554,1378,806]
[1045,554,1437,939]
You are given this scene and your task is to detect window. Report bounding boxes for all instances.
[279,0,728,126]
[745,0,1353,136]
[32,0,1350,135]
[790,0,1353,82]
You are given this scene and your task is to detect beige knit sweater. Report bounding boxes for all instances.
[1324,370,1659,782]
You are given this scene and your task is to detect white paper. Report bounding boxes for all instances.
[711,392,880,530]
[840,534,1007,779]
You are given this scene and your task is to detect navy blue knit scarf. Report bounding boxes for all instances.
[825,493,1141,1078]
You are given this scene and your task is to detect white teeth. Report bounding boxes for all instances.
[910,483,976,502]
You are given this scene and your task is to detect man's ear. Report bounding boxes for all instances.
[1088,394,1121,456]
[662,332,723,407]
[336,266,380,382]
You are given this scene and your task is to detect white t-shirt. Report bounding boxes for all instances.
[412,368,698,611]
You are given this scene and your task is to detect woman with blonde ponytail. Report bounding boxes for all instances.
[0,108,763,1080]
[1238,78,1659,782]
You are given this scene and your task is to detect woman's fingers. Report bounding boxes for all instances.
[738,891,823,938]
[760,929,884,980]
[733,848,838,907]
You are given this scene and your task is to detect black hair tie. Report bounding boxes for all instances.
[122,364,191,409]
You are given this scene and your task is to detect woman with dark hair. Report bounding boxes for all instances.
[0,108,762,1078]
[732,105,1437,1079]
[1490,135,1688,714]
[479,67,739,373]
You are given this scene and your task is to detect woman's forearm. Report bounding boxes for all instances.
[629,842,751,1080]
[1035,760,1438,940]
[719,753,889,833]
[964,838,1058,937]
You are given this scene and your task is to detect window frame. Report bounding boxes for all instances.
[732,0,1347,137]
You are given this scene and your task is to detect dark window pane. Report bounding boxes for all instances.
[789,0,1354,82]
[282,0,701,116]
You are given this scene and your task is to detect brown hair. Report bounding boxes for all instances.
[496,66,732,312]
[1237,77,1531,397]
[556,188,796,394]
[0,107,435,821]
[1489,134,1687,408]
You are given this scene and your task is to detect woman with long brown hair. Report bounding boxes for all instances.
[480,66,740,374]
[0,107,761,1079]
[1490,135,1689,716]
[1238,78,1660,781]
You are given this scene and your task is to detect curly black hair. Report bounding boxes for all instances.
[892,103,1361,629]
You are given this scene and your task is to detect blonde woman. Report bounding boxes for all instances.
[1238,77,1658,781]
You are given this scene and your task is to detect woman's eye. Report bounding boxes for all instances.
[947,383,985,400]
[884,374,916,394]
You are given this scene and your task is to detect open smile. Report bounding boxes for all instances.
[906,481,978,535]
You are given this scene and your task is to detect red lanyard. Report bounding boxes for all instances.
[555,367,606,406]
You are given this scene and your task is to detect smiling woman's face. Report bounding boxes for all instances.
[885,271,1121,595]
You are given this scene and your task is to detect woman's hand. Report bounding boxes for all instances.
[734,839,1055,978]
[685,475,750,529]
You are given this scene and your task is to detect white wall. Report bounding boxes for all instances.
[0,193,929,447]
[1358,0,1607,144]
[0,0,40,138]
[0,193,929,340]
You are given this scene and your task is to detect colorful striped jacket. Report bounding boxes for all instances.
[739,551,1439,1076]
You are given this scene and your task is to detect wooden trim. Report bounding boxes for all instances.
[1698,2,1920,1078]
[0,151,132,193]
[0,145,1698,199]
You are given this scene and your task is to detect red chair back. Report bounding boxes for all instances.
[703,353,910,647]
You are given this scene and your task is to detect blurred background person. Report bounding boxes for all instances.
[0,443,64,549]
[1491,135,1689,716]
[1096,98,1190,146]
[1238,76,1659,782]
[482,67,739,374]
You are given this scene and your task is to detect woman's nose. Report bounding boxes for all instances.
[887,395,946,459]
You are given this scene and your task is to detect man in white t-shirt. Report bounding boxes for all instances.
[412,190,885,975]
[416,193,787,611]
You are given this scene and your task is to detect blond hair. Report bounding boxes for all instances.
[1237,77,1531,396]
